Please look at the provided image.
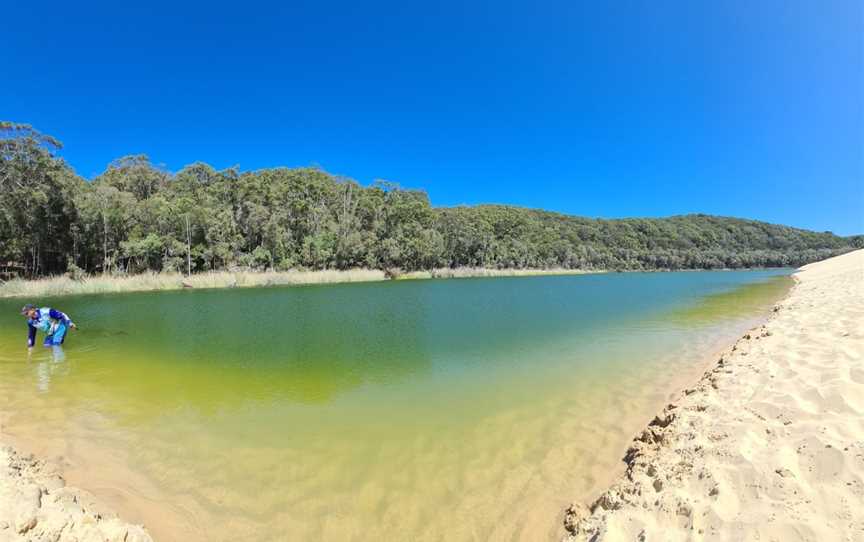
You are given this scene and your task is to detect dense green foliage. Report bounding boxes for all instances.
[1,122,860,278]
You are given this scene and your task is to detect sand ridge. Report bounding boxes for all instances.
[563,249,864,541]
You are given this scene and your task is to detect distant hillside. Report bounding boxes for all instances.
[1,121,860,277]
[436,206,861,270]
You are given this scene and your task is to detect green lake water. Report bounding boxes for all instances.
[0,270,792,541]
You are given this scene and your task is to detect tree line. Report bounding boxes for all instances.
[1,121,861,279]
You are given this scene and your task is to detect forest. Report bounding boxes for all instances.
[2,121,861,279]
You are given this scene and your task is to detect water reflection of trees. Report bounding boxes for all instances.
[35,284,436,419]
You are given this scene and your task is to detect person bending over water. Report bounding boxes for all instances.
[21,304,77,347]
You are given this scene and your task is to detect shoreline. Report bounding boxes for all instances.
[0,267,604,299]
[575,330,770,509]
[0,443,152,541]
[562,249,864,541]
[0,309,772,542]
[0,264,797,300]
[0,258,848,540]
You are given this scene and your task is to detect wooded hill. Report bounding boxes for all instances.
[2,122,860,278]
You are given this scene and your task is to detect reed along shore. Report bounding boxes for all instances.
[0,267,600,299]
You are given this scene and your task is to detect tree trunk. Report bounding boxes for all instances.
[102,209,109,274]
[185,214,192,276]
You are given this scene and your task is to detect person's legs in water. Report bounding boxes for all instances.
[43,322,68,346]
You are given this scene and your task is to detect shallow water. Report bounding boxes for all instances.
[0,271,792,541]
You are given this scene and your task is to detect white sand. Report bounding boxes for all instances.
[563,249,864,541]
[0,446,152,542]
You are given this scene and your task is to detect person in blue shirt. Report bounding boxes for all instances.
[21,304,77,347]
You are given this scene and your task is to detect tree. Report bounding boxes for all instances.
[1,120,859,279]
[0,122,78,276]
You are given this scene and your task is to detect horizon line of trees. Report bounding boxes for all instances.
[2,121,861,279]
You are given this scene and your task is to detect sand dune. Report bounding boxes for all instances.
[563,249,864,541]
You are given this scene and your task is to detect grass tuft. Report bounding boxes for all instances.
[0,269,386,298]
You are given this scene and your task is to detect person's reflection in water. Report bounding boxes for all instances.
[35,346,66,393]
[52,345,65,364]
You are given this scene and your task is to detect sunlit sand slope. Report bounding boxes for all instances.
[563,249,864,541]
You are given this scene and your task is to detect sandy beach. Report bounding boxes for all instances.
[563,249,864,541]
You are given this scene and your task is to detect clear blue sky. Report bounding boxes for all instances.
[4,1,863,235]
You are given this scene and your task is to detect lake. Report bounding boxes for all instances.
[0,270,792,541]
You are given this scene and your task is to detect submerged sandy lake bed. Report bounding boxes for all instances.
[0,271,791,541]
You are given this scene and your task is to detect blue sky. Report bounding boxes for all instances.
[4,1,863,235]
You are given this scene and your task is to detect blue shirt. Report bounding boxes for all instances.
[27,307,72,347]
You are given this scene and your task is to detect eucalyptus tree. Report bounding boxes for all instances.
[0,122,80,276]
[1,120,859,279]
